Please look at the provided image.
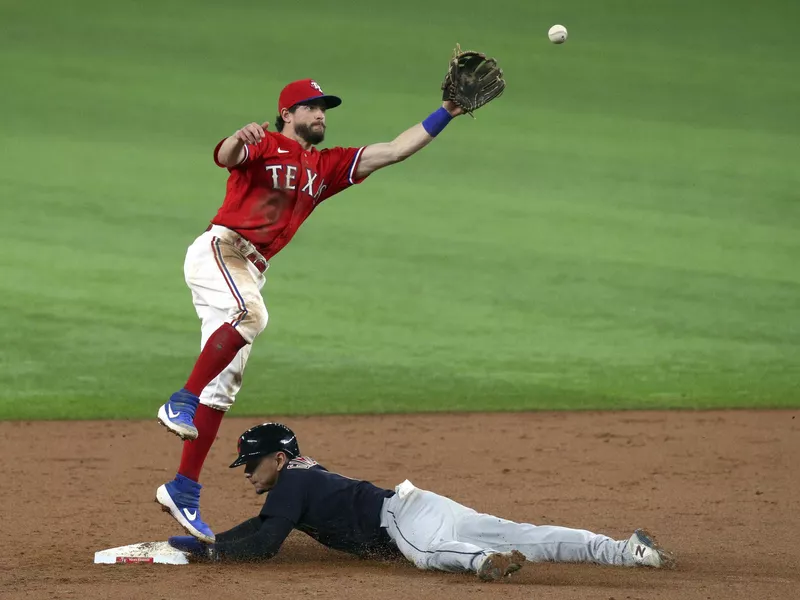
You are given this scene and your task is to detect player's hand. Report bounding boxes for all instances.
[168,535,218,562]
[234,122,270,145]
[442,101,464,117]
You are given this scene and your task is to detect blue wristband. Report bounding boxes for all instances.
[422,107,454,137]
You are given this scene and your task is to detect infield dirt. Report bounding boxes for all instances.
[2,410,797,599]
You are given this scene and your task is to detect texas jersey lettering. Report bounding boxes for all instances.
[212,131,366,260]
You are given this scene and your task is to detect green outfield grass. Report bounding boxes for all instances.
[1,0,798,419]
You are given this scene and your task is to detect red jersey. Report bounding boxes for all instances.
[211,131,368,260]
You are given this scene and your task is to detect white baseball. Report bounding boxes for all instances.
[548,24,568,44]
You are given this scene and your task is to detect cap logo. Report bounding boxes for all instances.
[310,81,323,93]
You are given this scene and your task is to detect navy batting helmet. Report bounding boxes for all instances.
[229,422,300,468]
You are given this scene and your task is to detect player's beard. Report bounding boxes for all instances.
[295,121,325,145]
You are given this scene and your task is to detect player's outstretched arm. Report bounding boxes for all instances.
[354,101,463,180]
[214,515,294,562]
[169,515,294,563]
[216,122,270,167]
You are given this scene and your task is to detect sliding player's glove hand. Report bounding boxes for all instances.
[441,44,506,115]
[169,535,219,563]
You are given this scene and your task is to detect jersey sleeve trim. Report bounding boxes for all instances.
[213,138,228,168]
[347,146,366,185]
[213,138,249,169]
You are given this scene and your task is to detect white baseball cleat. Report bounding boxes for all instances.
[628,529,676,568]
[477,550,526,581]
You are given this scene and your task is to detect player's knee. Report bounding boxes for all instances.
[236,297,268,341]
[249,300,269,334]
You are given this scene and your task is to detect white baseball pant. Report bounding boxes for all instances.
[183,225,269,411]
[380,481,633,574]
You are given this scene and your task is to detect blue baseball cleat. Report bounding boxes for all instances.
[157,389,199,440]
[156,474,215,543]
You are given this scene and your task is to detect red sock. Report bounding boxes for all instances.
[184,323,247,396]
[178,403,225,482]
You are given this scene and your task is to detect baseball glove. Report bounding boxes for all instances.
[441,43,506,115]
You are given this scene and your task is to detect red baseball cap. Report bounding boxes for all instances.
[278,79,342,114]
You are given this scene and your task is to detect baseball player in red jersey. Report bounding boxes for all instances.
[154,78,470,542]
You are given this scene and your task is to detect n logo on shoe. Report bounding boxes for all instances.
[635,545,646,558]
[168,406,181,419]
[183,509,198,521]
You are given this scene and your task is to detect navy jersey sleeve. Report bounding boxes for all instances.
[214,516,294,562]
[259,468,309,525]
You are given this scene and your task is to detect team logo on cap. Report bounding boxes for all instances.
[310,80,323,93]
